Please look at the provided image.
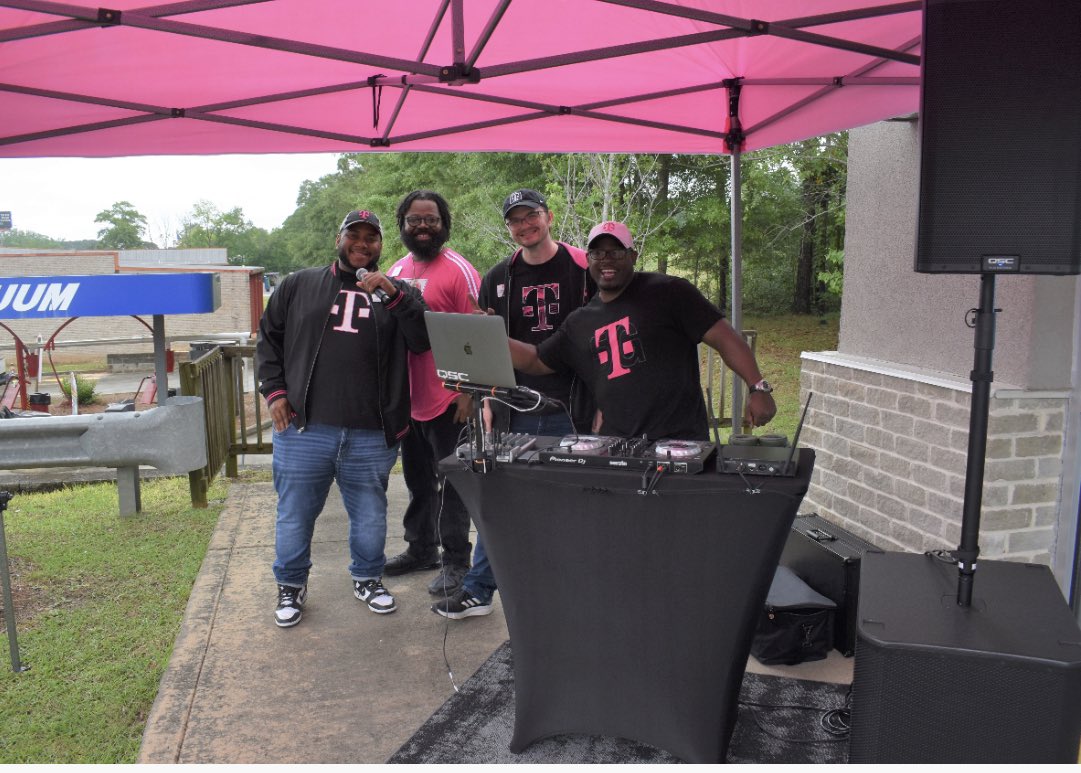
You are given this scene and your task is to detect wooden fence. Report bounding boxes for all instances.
[179,343,270,507]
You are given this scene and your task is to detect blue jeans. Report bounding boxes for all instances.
[272,423,398,587]
[463,410,573,602]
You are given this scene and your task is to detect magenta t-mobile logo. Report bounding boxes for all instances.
[593,316,643,379]
[329,289,372,332]
[520,283,560,332]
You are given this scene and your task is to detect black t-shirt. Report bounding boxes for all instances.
[536,272,723,440]
[306,270,382,430]
[481,244,589,410]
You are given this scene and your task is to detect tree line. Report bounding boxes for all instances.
[1,136,847,315]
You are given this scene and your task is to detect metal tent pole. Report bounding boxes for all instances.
[730,150,744,433]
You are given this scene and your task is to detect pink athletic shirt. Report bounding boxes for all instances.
[387,248,482,421]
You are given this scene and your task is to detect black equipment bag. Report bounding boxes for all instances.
[780,513,879,656]
[751,565,837,666]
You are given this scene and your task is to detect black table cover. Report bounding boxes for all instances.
[443,448,815,763]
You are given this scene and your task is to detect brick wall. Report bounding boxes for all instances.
[800,352,1065,566]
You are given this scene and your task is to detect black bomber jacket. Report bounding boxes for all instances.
[256,260,430,446]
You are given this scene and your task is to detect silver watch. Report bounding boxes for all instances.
[748,379,773,394]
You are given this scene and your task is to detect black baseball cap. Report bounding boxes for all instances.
[502,189,547,218]
[338,209,382,235]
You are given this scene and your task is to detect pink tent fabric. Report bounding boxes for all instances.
[0,0,921,158]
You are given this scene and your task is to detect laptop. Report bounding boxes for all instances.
[424,311,518,388]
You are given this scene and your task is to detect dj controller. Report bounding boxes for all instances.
[460,433,718,474]
[458,431,801,477]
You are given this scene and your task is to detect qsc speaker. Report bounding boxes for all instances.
[848,552,1081,763]
[915,0,1081,275]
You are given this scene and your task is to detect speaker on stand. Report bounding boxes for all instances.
[849,0,1081,762]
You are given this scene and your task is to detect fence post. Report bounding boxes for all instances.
[225,349,240,478]
[179,360,209,508]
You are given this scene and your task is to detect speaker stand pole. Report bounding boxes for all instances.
[955,272,999,607]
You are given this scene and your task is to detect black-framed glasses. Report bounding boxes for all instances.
[505,209,546,228]
[587,248,632,262]
[404,215,442,228]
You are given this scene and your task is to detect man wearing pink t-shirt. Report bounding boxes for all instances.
[385,190,482,596]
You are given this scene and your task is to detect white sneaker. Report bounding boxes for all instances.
[274,583,307,628]
[353,578,397,614]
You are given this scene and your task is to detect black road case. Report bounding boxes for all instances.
[780,513,879,656]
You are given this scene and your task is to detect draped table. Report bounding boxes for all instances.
[442,448,815,763]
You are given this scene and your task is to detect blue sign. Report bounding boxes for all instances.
[0,273,221,319]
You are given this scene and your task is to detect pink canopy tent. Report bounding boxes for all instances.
[0,0,920,157]
[0,0,923,421]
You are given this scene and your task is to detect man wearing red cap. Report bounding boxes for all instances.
[257,208,429,627]
[510,220,776,439]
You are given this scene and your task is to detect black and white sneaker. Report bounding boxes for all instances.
[432,588,493,620]
[353,578,397,614]
[274,583,307,628]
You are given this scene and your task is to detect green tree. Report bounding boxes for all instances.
[94,201,149,249]
[0,228,66,249]
[264,139,847,315]
[176,200,270,265]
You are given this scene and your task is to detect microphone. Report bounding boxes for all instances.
[442,380,563,411]
[357,268,390,302]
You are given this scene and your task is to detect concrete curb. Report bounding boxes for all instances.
[137,482,252,763]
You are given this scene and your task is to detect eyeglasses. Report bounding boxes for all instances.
[505,209,546,228]
[404,215,442,228]
[587,248,632,262]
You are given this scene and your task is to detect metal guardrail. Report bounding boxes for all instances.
[179,343,270,507]
[0,397,208,515]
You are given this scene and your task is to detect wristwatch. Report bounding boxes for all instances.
[748,379,773,394]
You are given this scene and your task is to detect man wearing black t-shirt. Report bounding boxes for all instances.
[509,220,777,439]
[433,188,595,621]
[257,209,429,627]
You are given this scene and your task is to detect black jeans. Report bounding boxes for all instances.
[399,403,472,566]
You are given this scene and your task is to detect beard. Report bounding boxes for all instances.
[336,244,380,274]
[401,227,449,260]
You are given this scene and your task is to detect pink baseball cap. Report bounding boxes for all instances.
[587,221,634,249]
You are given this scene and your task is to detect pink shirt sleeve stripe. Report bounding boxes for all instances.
[442,249,482,300]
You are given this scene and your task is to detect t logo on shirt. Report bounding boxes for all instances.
[329,289,373,332]
[593,316,644,379]
[520,283,560,333]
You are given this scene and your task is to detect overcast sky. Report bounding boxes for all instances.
[0,153,342,245]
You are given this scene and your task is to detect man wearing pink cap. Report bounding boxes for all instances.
[509,220,776,440]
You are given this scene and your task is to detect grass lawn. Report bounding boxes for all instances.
[0,476,227,763]
[703,312,839,442]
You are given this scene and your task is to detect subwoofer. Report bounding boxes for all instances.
[915,0,1081,275]
[849,552,1081,763]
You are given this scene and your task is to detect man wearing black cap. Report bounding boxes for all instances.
[433,188,595,620]
[257,208,430,627]
[509,220,777,439]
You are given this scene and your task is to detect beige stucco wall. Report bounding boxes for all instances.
[837,120,1077,391]
[799,120,1081,590]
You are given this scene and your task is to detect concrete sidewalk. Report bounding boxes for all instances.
[137,473,510,764]
[135,469,852,764]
